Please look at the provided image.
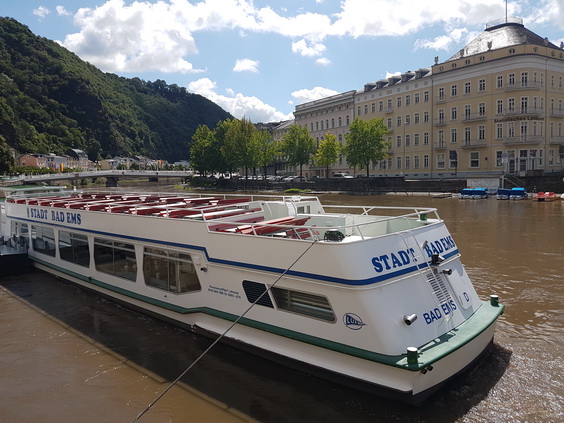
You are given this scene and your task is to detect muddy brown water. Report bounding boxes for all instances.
[1,191,562,422]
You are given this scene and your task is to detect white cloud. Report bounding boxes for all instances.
[290,87,339,104]
[233,58,259,73]
[33,6,50,19]
[56,6,71,16]
[187,78,293,122]
[291,39,326,57]
[316,57,331,66]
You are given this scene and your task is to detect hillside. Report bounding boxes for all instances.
[0,17,232,163]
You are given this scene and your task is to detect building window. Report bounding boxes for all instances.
[405,156,410,169]
[438,87,445,101]
[465,127,471,143]
[509,73,515,87]
[424,91,429,102]
[405,95,411,106]
[357,107,361,116]
[397,97,402,107]
[338,116,342,126]
[405,114,411,125]
[451,107,457,120]
[397,116,402,127]
[414,155,420,168]
[423,132,429,145]
[438,130,445,147]
[437,153,445,169]
[364,105,368,114]
[521,72,528,87]
[470,152,480,168]
[378,101,383,111]
[479,103,486,116]
[497,75,503,88]
[396,156,402,169]
[371,103,376,113]
[59,231,90,267]
[508,98,515,112]
[438,109,445,124]
[451,85,458,97]
[479,79,486,91]
[424,111,429,123]
[497,99,503,114]
[396,135,402,147]
[464,105,471,119]
[31,225,56,257]
[143,247,201,293]
[451,128,457,143]
[423,154,429,168]
[331,118,335,128]
[346,115,350,125]
[94,238,136,281]
[271,287,335,322]
[387,118,393,129]
[464,82,471,94]
[405,134,411,146]
[496,123,503,139]
[414,133,420,146]
[414,113,420,124]
[414,93,420,104]
[479,125,485,140]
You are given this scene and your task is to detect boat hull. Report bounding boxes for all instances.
[32,257,500,405]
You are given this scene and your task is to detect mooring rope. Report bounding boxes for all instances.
[132,239,318,422]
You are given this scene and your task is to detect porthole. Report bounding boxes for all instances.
[509,48,515,54]
[479,56,485,61]
[533,47,538,52]
[465,59,471,65]
[452,63,457,68]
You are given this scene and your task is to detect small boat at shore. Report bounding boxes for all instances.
[460,188,489,199]
[496,188,511,200]
[509,187,528,200]
[534,192,559,202]
[0,191,504,405]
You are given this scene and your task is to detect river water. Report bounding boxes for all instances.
[1,190,563,423]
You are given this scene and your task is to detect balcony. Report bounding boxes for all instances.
[549,108,564,118]
[434,118,447,126]
[434,142,447,150]
[548,136,564,145]
[435,95,446,104]
[498,81,544,91]
[462,113,487,122]
[502,107,543,117]
[502,135,543,145]
[461,139,488,148]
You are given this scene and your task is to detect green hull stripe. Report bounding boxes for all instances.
[31,257,504,371]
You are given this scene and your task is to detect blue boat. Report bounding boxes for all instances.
[460,188,489,199]
[509,187,528,200]
[496,188,511,200]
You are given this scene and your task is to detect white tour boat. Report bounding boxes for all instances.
[0,191,504,404]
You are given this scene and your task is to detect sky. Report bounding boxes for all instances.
[3,0,564,123]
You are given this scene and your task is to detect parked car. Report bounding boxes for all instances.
[332,172,353,178]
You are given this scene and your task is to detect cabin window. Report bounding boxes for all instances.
[271,288,335,322]
[9,221,29,249]
[242,281,274,308]
[31,225,55,256]
[143,247,201,293]
[59,231,90,267]
[94,238,136,281]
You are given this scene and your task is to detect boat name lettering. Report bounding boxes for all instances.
[26,207,82,226]
[423,236,456,258]
[423,300,457,324]
[371,248,416,273]
[207,285,241,299]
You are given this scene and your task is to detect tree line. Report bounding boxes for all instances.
[190,117,390,178]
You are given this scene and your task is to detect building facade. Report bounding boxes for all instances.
[293,19,564,179]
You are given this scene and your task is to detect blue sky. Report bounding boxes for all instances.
[3,0,564,123]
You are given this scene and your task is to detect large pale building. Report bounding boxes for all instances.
[292,18,564,179]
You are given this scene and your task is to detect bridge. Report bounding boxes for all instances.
[2,170,194,187]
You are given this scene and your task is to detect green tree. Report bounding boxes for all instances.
[315,133,341,178]
[0,137,14,174]
[344,118,389,177]
[283,125,316,177]
[190,124,216,175]
[223,118,257,178]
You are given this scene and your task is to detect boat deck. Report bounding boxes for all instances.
[7,191,439,241]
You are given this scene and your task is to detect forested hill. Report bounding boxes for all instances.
[0,17,232,162]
